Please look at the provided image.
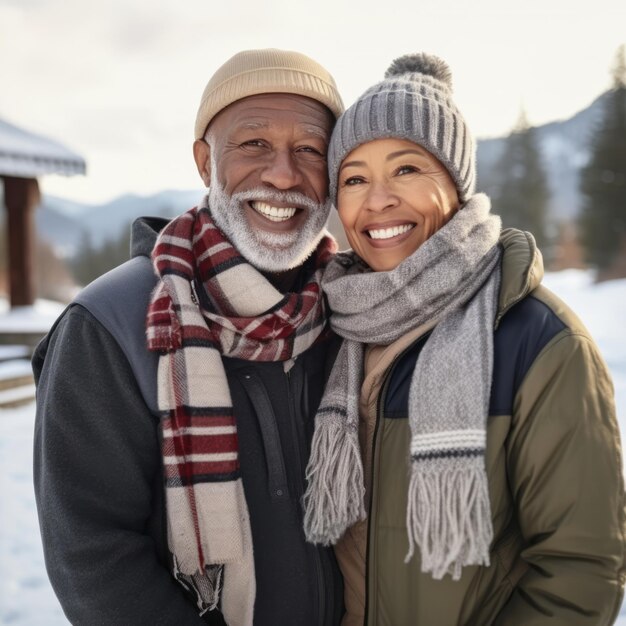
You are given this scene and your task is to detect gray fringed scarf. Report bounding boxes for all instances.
[303,193,502,580]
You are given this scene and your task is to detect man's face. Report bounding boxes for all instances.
[193,93,334,272]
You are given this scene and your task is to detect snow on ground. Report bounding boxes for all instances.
[0,299,66,334]
[0,359,32,380]
[0,404,68,625]
[0,270,625,625]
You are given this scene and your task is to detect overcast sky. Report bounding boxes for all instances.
[1,0,624,205]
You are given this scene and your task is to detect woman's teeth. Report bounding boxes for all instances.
[368,224,414,240]
[251,201,297,222]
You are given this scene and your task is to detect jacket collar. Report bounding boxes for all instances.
[496,228,544,327]
[130,216,170,258]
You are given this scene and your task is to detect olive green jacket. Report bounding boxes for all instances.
[335,230,626,625]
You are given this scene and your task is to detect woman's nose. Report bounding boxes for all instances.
[260,150,304,190]
[364,180,399,212]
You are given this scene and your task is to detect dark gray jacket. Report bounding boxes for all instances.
[32,217,343,626]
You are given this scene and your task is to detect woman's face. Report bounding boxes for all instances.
[337,138,460,271]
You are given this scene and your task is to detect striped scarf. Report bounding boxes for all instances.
[147,204,335,623]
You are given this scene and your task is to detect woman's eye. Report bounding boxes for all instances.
[396,164,419,176]
[343,176,365,186]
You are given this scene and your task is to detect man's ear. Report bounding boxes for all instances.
[192,139,211,187]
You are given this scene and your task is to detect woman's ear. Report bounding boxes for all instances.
[192,139,211,187]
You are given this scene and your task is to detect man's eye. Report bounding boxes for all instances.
[241,140,266,149]
[296,146,326,160]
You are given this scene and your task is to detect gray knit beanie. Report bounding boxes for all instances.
[328,52,475,203]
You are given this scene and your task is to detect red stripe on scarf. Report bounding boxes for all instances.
[164,460,240,479]
[162,415,235,429]
[178,324,214,343]
[162,433,239,454]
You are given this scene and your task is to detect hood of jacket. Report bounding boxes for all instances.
[130,216,170,259]
[496,228,544,325]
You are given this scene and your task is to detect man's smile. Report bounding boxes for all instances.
[250,201,299,222]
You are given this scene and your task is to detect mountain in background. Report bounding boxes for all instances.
[36,92,608,257]
[36,197,86,258]
[477,92,607,222]
[37,190,204,257]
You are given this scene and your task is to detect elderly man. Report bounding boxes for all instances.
[33,49,345,626]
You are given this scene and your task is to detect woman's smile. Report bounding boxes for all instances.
[362,220,416,246]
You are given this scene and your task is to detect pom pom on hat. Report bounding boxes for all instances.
[385,53,453,90]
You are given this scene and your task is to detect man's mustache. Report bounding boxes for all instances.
[225,187,325,212]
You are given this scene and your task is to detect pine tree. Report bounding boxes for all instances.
[71,227,132,286]
[490,109,550,251]
[579,45,626,271]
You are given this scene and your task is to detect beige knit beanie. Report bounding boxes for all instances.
[194,49,344,139]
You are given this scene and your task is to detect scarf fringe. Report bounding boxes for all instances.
[303,416,366,545]
[174,560,222,614]
[405,459,492,580]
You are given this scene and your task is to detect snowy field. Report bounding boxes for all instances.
[1,270,625,625]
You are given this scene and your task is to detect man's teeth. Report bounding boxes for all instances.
[368,224,414,240]
[251,201,297,222]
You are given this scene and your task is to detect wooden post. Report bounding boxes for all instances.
[3,176,39,307]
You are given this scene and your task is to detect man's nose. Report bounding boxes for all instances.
[260,150,304,190]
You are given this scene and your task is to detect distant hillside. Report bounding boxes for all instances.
[35,91,608,257]
[36,198,87,257]
[477,92,607,222]
[36,190,203,256]
[75,190,204,243]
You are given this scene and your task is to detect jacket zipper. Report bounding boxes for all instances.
[286,364,327,626]
[363,338,426,626]
[363,370,389,626]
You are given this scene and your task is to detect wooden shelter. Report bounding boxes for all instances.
[0,118,86,307]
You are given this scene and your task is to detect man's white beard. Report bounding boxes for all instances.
[207,172,332,273]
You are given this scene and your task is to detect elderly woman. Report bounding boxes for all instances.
[304,54,625,625]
